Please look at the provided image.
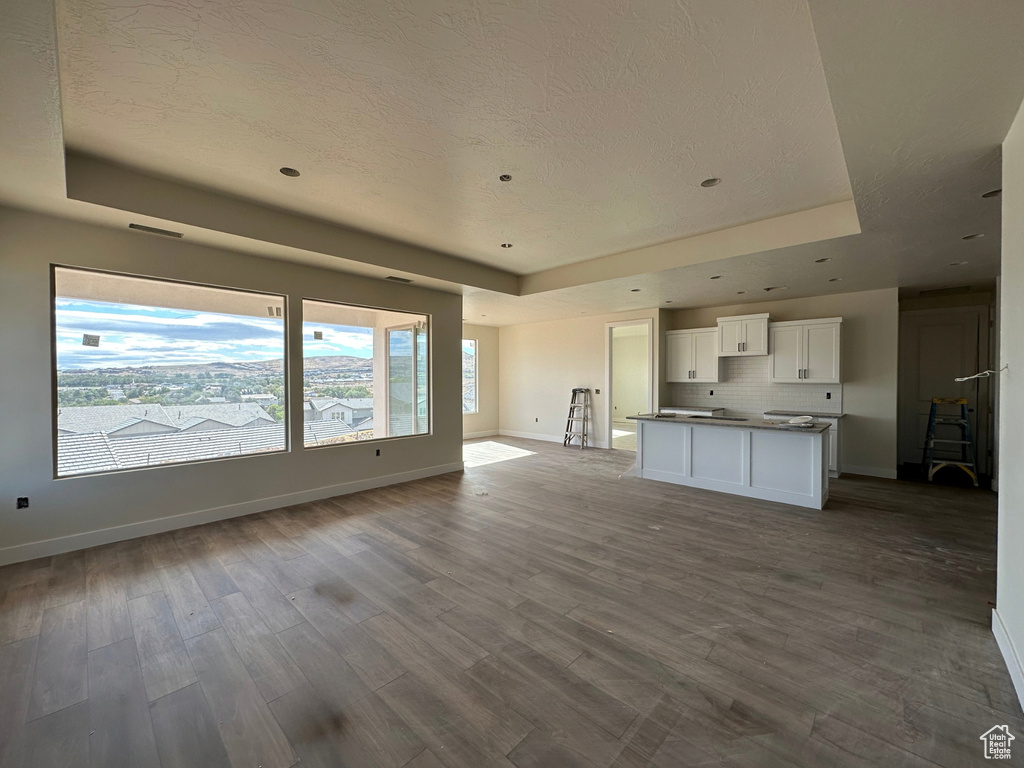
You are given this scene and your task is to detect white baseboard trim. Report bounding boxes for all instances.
[993,608,1024,710]
[498,429,563,443]
[841,465,898,480]
[0,461,464,566]
[463,430,499,439]
[498,430,609,450]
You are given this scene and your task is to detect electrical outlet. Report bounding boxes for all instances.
[709,389,714,396]
[595,389,601,394]
[826,392,832,400]
[535,417,539,422]
[16,497,29,509]
[375,449,380,456]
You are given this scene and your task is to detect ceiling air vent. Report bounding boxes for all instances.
[918,285,973,297]
[129,223,183,238]
[385,276,413,284]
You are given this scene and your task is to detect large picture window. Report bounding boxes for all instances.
[462,339,477,414]
[303,299,429,446]
[53,267,287,476]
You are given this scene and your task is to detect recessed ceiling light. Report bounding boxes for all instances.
[500,243,513,248]
[763,286,788,292]
[982,189,1002,198]
[962,233,984,240]
[736,291,746,295]
[630,288,641,292]
[710,275,722,280]
[664,300,673,304]
[815,258,831,263]
[949,261,968,266]
[700,177,721,188]
[279,167,300,177]
[499,174,512,182]
[828,277,843,282]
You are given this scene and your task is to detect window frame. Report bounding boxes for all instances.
[301,296,433,451]
[462,338,479,415]
[50,264,290,479]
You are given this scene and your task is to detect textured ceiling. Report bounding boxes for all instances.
[460,0,1024,324]
[3,0,1023,328]
[56,0,851,274]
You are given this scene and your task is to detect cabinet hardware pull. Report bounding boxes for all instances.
[737,342,741,352]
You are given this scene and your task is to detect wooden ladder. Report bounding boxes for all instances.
[564,388,590,449]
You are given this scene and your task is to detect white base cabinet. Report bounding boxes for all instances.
[765,413,841,478]
[634,418,829,510]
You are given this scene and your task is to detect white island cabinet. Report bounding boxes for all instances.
[628,414,829,509]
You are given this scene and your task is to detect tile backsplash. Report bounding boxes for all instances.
[668,355,843,418]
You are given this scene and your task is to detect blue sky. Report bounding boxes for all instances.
[55,299,373,370]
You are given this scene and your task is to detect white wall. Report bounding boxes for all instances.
[0,207,464,564]
[669,356,841,418]
[994,98,1024,708]
[499,309,664,448]
[668,288,899,478]
[462,323,499,438]
[611,329,650,421]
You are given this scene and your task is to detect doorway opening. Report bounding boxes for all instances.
[606,320,654,451]
[897,303,994,486]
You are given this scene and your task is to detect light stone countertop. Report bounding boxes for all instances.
[763,410,845,419]
[628,413,831,434]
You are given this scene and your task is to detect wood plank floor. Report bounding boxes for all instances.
[1,436,1021,767]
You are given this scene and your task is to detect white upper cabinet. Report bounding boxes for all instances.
[769,325,804,382]
[666,328,719,382]
[717,313,769,356]
[769,318,842,384]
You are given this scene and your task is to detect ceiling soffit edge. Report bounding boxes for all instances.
[64,151,520,296]
[520,200,861,295]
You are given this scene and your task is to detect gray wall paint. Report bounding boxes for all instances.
[0,207,463,562]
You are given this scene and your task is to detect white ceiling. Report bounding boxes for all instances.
[55,0,851,274]
[2,0,1023,327]
[462,0,1024,323]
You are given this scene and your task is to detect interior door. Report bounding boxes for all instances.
[692,331,718,381]
[770,326,803,382]
[386,322,429,437]
[898,308,986,471]
[804,323,841,383]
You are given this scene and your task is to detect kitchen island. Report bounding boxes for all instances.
[627,413,830,509]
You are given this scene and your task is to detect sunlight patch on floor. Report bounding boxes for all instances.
[464,440,538,468]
